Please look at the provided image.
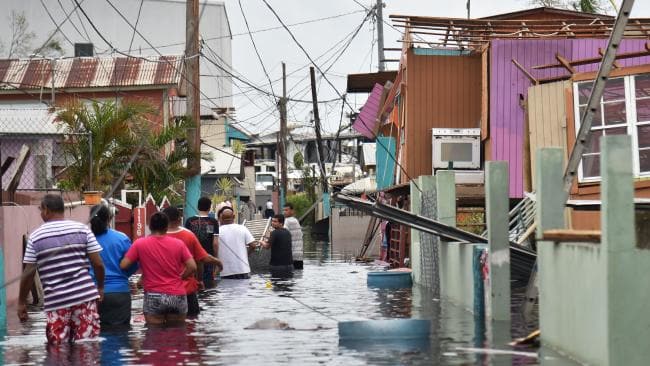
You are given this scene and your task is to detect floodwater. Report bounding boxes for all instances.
[0,235,578,365]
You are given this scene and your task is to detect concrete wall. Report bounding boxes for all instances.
[537,137,650,365]
[439,242,483,312]
[0,205,90,306]
[538,241,608,363]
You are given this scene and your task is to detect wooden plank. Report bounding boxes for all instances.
[6,145,30,194]
[555,53,576,74]
[0,157,16,177]
[481,46,489,141]
[532,44,650,69]
[599,48,620,68]
[511,59,539,85]
[541,229,601,243]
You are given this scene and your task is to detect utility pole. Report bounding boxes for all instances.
[376,0,385,71]
[184,0,201,219]
[310,66,328,193]
[279,62,288,206]
[467,0,471,19]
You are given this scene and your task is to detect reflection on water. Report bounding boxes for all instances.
[0,233,571,365]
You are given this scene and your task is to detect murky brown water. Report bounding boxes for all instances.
[0,234,577,365]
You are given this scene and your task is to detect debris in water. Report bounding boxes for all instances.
[244,318,293,330]
[455,347,538,358]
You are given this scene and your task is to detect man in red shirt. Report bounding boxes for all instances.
[120,212,197,325]
[162,206,222,317]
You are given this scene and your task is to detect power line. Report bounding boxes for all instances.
[261,0,421,193]
[95,9,367,54]
[200,52,341,105]
[54,0,86,43]
[128,0,145,53]
[238,0,277,103]
[68,0,94,44]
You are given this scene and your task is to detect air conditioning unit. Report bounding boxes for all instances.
[432,128,481,170]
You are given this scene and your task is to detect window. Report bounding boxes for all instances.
[573,73,650,182]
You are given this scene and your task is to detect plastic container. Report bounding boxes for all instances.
[367,269,413,288]
[338,319,431,340]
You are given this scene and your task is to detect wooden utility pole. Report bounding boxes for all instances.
[310,66,328,193]
[279,62,288,201]
[376,0,385,71]
[184,0,201,218]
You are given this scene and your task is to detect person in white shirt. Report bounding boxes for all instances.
[264,199,274,219]
[283,203,304,270]
[217,207,256,279]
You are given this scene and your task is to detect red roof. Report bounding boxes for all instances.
[0,55,183,91]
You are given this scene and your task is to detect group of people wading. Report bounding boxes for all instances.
[17,194,303,345]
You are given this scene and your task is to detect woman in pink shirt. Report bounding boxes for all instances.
[120,212,197,325]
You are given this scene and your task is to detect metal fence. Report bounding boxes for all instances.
[420,188,440,296]
[0,107,89,198]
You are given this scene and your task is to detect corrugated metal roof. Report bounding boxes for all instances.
[0,103,63,135]
[353,83,384,139]
[0,56,183,91]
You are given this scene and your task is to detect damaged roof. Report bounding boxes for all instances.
[0,55,183,91]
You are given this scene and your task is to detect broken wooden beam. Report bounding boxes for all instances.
[541,229,601,243]
[511,59,539,85]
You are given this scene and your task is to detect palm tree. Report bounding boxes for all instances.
[126,116,208,203]
[56,100,154,193]
[571,0,604,13]
[528,0,607,13]
[57,101,204,203]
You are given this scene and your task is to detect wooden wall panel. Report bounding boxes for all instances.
[403,52,482,181]
[527,80,570,189]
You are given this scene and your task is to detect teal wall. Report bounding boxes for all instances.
[439,242,483,312]
[537,136,650,365]
[225,117,250,146]
[376,136,396,190]
[412,48,471,56]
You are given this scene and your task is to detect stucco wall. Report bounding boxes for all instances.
[439,242,482,312]
[0,205,91,306]
[538,243,607,363]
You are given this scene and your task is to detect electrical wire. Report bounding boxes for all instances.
[98,9,367,54]
[128,0,145,53]
[261,0,422,193]
[238,0,278,103]
[54,0,87,43]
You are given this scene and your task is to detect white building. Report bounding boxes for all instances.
[1,0,232,107]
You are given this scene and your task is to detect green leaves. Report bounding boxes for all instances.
[56,100,195,202]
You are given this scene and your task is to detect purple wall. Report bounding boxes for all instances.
[490,39,650,198]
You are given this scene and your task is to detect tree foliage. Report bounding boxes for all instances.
[127,116,205,202]
[527,0,606,13]
[56,100,202,202]
[1,10,63,58]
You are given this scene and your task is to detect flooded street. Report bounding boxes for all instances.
[0,237,572,365]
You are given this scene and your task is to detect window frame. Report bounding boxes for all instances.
[572,73,650,183]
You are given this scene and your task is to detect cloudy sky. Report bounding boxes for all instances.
[219,0,649,135]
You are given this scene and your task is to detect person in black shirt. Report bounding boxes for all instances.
[261,214,293,275]
[184,197,220,288]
